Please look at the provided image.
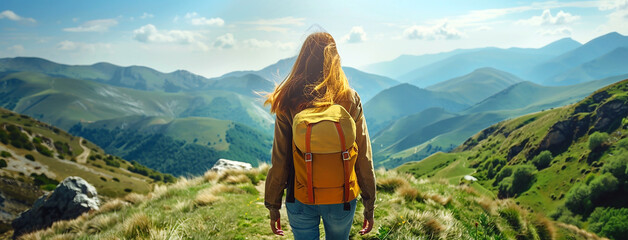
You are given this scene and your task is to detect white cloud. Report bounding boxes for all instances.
[56,40,111,52]
[132,24,209,50]
[0,10,36,23]
[214,33,235,49]
[242,38,296,50]
[597,0,628,33]
[539,27,572,36]
[185,12,224,26]
[7,45,24,53]
[140,12,154,19]
[403,22,463,40]
[342,26,367,43]
[64,19,118,32]
[517,9,580,26]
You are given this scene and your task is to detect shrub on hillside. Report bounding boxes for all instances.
[497,165,536,198]
[589,173,619,201]
[494,166,513,186]
[602,152,628,183]
[0,159,6,168]
[588,207,628,240]
[7,125,33,150]
[0,129,9,144]
[532,151,552,170]
[35,143,53,157]
[483,158,506,178]
[565,183,592,215]
[0,151,11,158]
[498,177,514,198]
[588,131,609,151]
[512,165,535,189]
[616,138,628,150]
[25,154,35,161]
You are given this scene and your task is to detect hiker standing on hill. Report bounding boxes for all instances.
[264,32,376,240]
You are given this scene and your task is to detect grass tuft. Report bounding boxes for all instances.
[423,219,445,238]
[195,189,223,206]
[532,214,556,240]
[124,193,147,205]
[377,176,409,193]
[395,184,423,202]
[209,183,245,195]
[122,213,153,239]
[223,174,251,185]
[84,213,117,234]
[98,199,128,213]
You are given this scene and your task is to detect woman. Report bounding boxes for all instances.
[264,32,376,239]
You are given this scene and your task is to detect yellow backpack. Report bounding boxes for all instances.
[292,104,360,209]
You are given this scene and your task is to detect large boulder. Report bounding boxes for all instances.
[11,176,99,238]
[210,159,252,172]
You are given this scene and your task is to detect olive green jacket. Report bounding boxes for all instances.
[264,90,376,219]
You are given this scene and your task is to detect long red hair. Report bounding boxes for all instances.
[264,32,351,114]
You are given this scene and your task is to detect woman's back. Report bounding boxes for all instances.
[263,32,376,240]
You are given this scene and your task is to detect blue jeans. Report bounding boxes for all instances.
[286,198,357,240]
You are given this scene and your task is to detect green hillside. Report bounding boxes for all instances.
[14,165,605,239]
[0,57,216,92]
[373,74,628,169]
[426,67,523,104]
[364,83,469,135]
[0,71,273,131]
[342,67,400,101]
[464,74,628,114]
[69,116,272,176]
[398,79,628,239]
[372,107,457,153]
[0,107,173,235]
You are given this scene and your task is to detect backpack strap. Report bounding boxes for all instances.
[333,122,351,211]
[304,124,314,203]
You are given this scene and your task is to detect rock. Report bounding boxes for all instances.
[210,159,252,172]
[463,175,478,182]
[592,99,628,132]
[11,176,99,238]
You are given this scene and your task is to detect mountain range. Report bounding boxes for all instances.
[361,32,628,88]
[1,31,627,175]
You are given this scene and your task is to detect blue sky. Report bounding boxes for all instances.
[1,0,627,77]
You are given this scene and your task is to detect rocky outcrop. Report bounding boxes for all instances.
[532,92,628,157]
[592,99,628,132]
[210,159,252,172]
[11,177,99,238]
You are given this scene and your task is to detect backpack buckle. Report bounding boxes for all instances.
[342,151,351,161]
[305,153,312,162]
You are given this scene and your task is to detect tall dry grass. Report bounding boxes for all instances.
[122,213,153,239]
[195,188,223,206]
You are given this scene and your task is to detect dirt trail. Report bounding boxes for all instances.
[76,138,90,164]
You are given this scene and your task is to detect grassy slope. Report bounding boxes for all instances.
[398,79,628,239]
[0,108,161,197]
[364,83,469,135]
[69,115,273,176]
[426,67,523,104]
[0,72,273,131]
[17,166,603,240]
[374,74,628,169]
